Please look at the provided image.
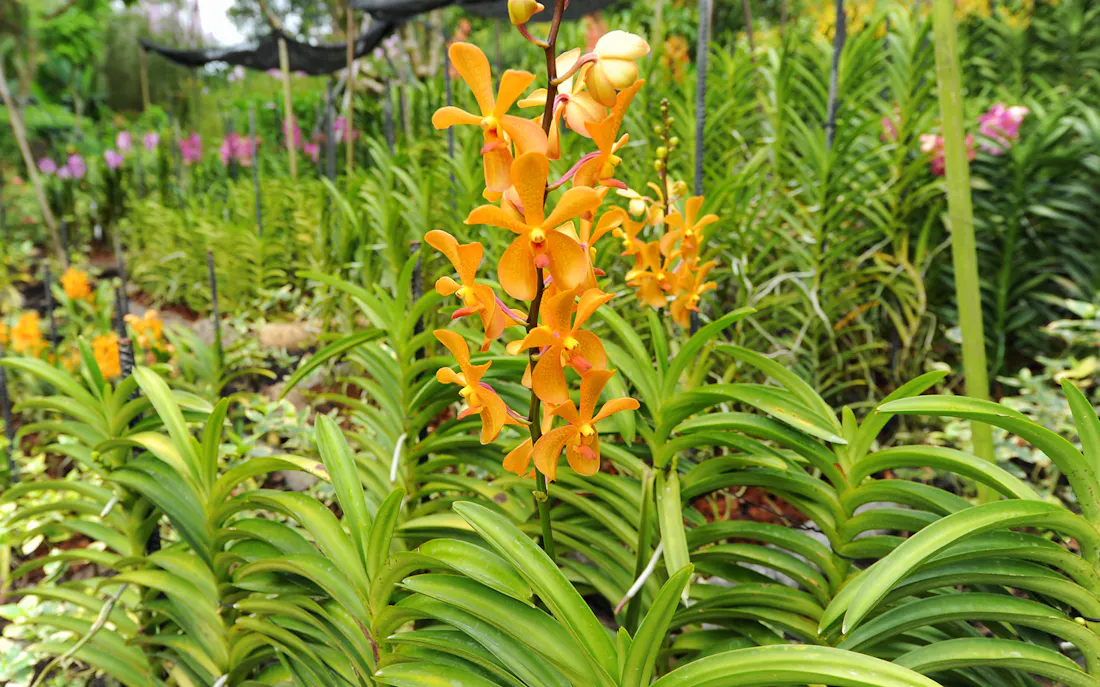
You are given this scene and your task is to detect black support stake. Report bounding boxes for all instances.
[44,265,58,353]
[0,343,17,484]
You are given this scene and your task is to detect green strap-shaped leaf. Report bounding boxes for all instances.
[400,574,594,685]
[374,661,504,687]
[133,367,204,495]
[0,357,101,411]
[621,565,693,687]
[97,432,202,494]
[399,594,571,687]
[648,645,943,687]
[32,640,155,687]
[849,445,1039,501]
[452,501,619,685]
[718,344,839,432]
[316,415,373,571]
[418,539,532,605]
[237,490,365,587]
[201,398,230,494]
[366,486,406,580]
[847,370,948,462]
[111,458,212,567]
[895,638,1099,687]
[883,558,1100,620]
[838,592,1100,672]
[657,469,691,591]
[879,394,1100,523]
[281,328,383,396]
[824,500,1100,634]
[685,520,841,588]
[1065,379,1100,487]
[236,554,371,621]
[661,309,754,399]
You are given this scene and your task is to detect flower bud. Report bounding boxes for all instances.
[653,124,664,135]
[671,180,687,197]
[654,159,665,172]
[656,146,668,159]
[586,31,651,107]
[508,0,545,24]
[669,136,680,148]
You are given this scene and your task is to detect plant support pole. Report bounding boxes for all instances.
[932,0,996,495]
[44,265,58,353]
[0,343,16,484]
[139,46,151,112]
[694,0,711,198]
[346,7,356,172]
[278,37,298,180]
[825,0,846,151]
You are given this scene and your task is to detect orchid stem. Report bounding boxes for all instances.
[526,0,567,562]
[527,268,556,561]
[550,53,595,87]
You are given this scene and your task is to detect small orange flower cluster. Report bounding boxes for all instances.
[92,333,121,378]
[428,31,652,481]
[660,36,691,82]
[617,189,720,327]
[61,267,93,302]
[10,313,46,357]
[125,310,165,351]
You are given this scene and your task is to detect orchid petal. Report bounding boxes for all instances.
[466,205,529,234]
[545,230,588,293]
[579,368,615,420]
[494,70,537,117]
[449,43,495,115]
[432,106,483,129]
[531,425,577,482]
[499,236,538,301]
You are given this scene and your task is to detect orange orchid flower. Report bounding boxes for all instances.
[627,241,680,308]
[612,211,646,257]
[661,196,719,261]
[555,195,623,289]
[528,369,639,481]
[61,267,93,301]
[434,329,523,444]
[432,43,548,198]
[508,287,613,404]
[518,49,606,159]
[466,151,601,301]
[502,400,558,477]
[671,260,719,327]
[11,312,45,357]
[426,230,524,351]
[572,80,643,189]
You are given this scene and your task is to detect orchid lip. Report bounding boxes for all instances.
[554,151,601,186]
[494,296,527,324]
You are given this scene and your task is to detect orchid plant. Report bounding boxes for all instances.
[424,0,733,555]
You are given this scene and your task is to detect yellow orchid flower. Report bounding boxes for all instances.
[519,49,606,159]
[432,43,548,198]
[466,151,601,301]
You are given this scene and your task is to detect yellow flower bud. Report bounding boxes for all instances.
[586,31,650,107]
[508,0,544,24]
